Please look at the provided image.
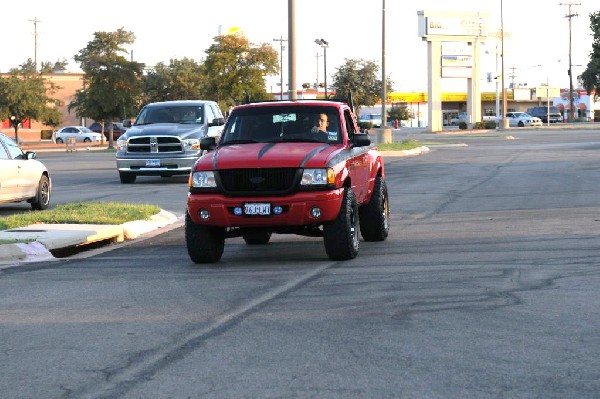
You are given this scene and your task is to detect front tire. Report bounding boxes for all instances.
[30,175,51,210]
[323,187,359,260]
[518,121,524,127]
[185,213,225,263]
[359,176,389,241]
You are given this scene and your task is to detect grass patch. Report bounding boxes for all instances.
[0,202,160,230]
[377,139,423,151]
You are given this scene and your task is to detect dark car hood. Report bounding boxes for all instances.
[196,142,341,170]
[123,123,205,139]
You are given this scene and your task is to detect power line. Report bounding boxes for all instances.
[559,2,580,122]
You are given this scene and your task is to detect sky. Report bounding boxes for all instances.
[1,0,597,94]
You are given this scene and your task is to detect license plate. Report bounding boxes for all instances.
[146,159,160,167]
[244,203,271,215]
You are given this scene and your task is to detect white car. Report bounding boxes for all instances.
[54,126,102,144]
[0,133,51,210]
[359,113,382,128]
[498,112,543,127]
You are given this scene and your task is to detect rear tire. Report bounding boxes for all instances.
[30,175,51,210]
[323,187,359,260]
[185,213,225,263]
[119,172,136,184]
[243,231,272,245]
[55,138,63,144]
[359,176,389,241]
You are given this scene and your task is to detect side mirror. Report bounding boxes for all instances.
[25,151,37,160]
[200,136,217,151]
[123,120,132,128]
[353,133,371,147]
[209,117,225,127]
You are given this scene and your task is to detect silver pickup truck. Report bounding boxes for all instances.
[115,100,225,184]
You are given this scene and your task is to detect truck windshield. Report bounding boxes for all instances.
[135,105,204,125]
[221,106,342,145]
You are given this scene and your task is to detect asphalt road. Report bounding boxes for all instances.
[1,128,600,398]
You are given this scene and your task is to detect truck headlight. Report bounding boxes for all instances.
[183,138,201,150]
[116,137,127,151]
[191,171,216,188]
[301,168,335,185]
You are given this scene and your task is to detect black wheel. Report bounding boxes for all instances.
[29,175,51,210]
[55,138,63,144]
[518,121,524,127]
[185,213,225,263]
[323,187,359,260]
[243,231,272,245]
[119,172,136,184]
[84,137,91,143]
[359,176,390,241]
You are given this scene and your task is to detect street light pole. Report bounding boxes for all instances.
[314,39,328,99]
[273,36,287,100]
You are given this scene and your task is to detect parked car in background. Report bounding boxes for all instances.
[89,122,128,141]
[497,112,543,127]
[54,126,102,144]
[526,106,563,123]
[0,133,51,210]
[451,112,497,126]
[359,113,382,128]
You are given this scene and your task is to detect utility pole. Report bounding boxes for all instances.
[381,0,387,128]
[273,36,287,100]
[29,17,41,74]
[560,2,580,122]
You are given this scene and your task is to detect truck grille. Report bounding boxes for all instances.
[126,136,183,153]
[218,168,299,196]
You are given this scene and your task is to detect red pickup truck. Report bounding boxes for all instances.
[185,98,389,263]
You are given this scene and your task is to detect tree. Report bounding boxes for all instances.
[142,57,206,104]
[71,28,144,148]
[0,66,62,143]
[202,33,278,111]
[388,104,413,123]
[330,58,393,116]
[40,59,69,74]
[581,11,600,99]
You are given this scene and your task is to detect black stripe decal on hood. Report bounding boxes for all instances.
[299,144,330,167]
[257,143,277,159]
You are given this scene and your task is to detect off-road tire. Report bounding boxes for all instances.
[185,213,225,263]
[119,172,136,184]
[359,176,389,241]
[323,187,359,260]
[30,175,51,210]
[243,231,272,245]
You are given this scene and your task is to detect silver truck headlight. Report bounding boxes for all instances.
[183,138,201,150]
[116,137,127,151]
[191,171,216,188]
[301,168,334,185]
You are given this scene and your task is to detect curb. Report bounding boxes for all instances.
[0,210,179,267]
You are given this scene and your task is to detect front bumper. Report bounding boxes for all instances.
[187,189,345,227]
[116,154,200,175]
